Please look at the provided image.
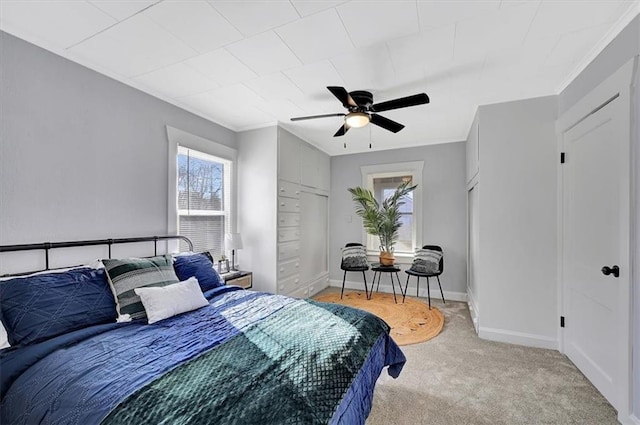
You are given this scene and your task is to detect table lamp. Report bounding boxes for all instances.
[224,233,243,271]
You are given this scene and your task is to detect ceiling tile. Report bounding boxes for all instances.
[69,14,197,77]
[499,0,541,8]
[0,0,116,48]
[542,24,611,71]
[184,49,257,85]
[256,99,307,122]
[387,24,455,75]
[417,0,500,30]
[133,62,219,99]
[244,73,304,101]
[205,84,268,109]
[290,0,345,17]
[454,2,539,63]
[337,1,419,47]
[284,61,346,95]
[290,93,345,115]
[209,0,299,37]
[89,0,157,21]
[143,0,242,53]
[276,9,353,63]
[180,87,275,128]
[226,31,301,75]
[526,0,627,41]
[330,45,396,90]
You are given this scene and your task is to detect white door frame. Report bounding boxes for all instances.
[556,56,637,423]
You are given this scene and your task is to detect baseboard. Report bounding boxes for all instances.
[329,279,468,302]
[625,413,640,425]
[478,326,558,350]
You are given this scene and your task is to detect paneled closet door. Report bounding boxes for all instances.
[299,191,328,283]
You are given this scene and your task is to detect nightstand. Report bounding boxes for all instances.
[222,271,252,289]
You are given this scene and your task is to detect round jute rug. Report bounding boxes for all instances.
[314,291,444,346]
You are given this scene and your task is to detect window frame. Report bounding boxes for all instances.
[167,126,237,254]
[360,161,424,258]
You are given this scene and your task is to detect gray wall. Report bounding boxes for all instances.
[634,58,639,422]
[559,15,639,114]
[476,95,558,344]
[329,142,467,296]
[237,127,278,293]
[0,32,235,255]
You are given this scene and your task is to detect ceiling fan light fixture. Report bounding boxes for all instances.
[345,112,370,128]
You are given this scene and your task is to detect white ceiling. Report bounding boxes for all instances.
[1,0,638,155]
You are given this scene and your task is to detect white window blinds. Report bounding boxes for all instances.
[177,146,232,257]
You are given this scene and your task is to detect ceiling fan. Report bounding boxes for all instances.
[291,86,430,137]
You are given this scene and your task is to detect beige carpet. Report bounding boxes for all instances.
[368,300,618,425]
[314,290,444,346]
[315,287,619,425]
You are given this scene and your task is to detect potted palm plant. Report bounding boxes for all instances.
[348,180,417,266]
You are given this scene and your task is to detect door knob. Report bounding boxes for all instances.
[601,265,620,278]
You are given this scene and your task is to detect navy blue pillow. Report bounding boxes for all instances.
[173,253,224,292]
[0,268,116,346]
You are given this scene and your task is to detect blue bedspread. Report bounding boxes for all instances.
[1,287,405,424]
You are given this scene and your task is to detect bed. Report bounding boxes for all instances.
[0,236,405,425]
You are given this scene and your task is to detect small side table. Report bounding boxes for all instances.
[222,271,252,289]
[370,264,404,303]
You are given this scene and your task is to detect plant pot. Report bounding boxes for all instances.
[379,251,395,266]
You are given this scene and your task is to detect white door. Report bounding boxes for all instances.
[560,82,631,411]
[299,191,329,282]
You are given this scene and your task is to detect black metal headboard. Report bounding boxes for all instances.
[0,235,193,275]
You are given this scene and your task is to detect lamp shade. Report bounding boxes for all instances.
[345,112,370,128]
[224,233,243,251]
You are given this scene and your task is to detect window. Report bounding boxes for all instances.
[373,175,414,253]
[167,126,237,257]
[177,147,231,255]
[361,161,423,257]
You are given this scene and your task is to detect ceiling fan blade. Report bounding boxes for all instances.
[291,113,345,122]
[327,86,357,108]
[370,93,429,113]
[370,114,405,133]
[333,124,350,137]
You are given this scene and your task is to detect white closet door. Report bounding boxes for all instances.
[558,59,633,417]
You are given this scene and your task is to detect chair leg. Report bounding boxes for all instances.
[395,273,406,303]
[363,271,369,300]
[403,275,410,303]
[341,270,347,299]
[437,275,445,304]
[390,273,397,304]
[416,276,420,298]
[426,276,431,310]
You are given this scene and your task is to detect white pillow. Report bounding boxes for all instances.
[134,277,208,324]
[0,260,104,281]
